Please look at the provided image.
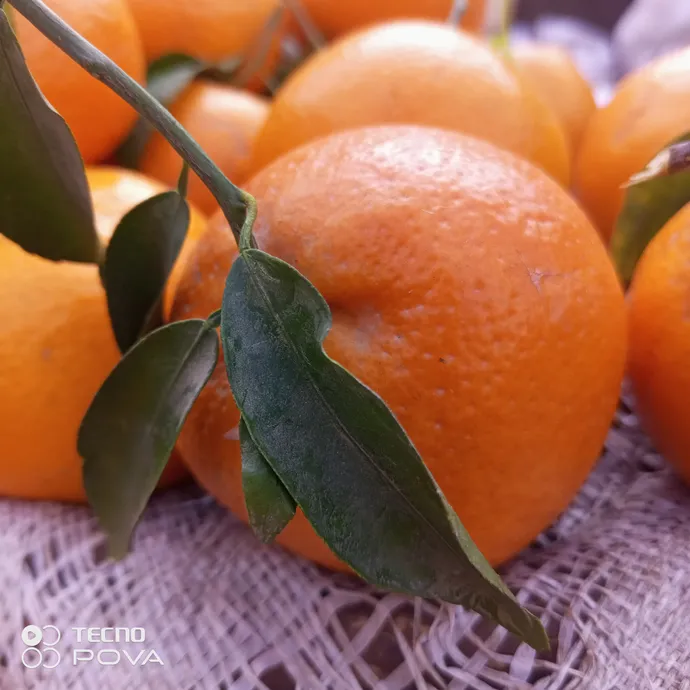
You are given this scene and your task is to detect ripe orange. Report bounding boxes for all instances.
[249,21,570,186]
[628,203,690,484]
[510,43,596,156]
[13,0,145,163]
[126,0,283,88]
[295,0,486,38]
[573,47,690,243]
[171,126,626,568]
[0,167,208,502]
[140,81,269,216]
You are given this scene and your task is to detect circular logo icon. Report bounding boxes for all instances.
[21,625,43,647]
[21,647,42,669]
[42,625,61,647]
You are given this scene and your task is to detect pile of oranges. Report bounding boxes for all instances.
[3,0,690,571]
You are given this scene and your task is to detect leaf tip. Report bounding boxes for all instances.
[106,535,131,562]
[624,149,671,188]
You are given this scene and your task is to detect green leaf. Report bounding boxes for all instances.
[0,7,98,262]
[103,188,190,353]
[611,132,690,285]
[146,53,205,104]
[240,417,297,543]
[79,318,219,559]
[221,248,549,651]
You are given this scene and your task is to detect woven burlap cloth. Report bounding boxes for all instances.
[1,391,690,689]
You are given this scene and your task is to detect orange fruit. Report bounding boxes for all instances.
[126,0,283,87]
[140,81,269,216]
[171,126,626,568]
[573,47,690,243]
[13,0,145,163]
[628,203,690,484]
[86,166,208,316]
[249,21,570,186]
[295,0,486,39]
[510,43,596,156]
[0,167,208,502]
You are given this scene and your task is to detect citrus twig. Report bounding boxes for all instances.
[492,0,514,53]
[233,4,285,89]
[447,0,467,26]
[282,0,325,51]
[7,0,252,245]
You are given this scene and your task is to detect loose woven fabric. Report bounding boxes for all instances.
[2,393,690,690]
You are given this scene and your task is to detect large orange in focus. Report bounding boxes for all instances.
[628,204,690,485]
[573,47,690,243]
[13,0,145,163]
[126,0,283,88]
[249,21,570,186]
[511,43,596,157]
[296,0,486,38]
[171,126,626,568]
[0,167,207,502]
[140,82,269,216]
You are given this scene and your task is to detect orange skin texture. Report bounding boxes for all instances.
[171,126,626,568]
[13,0,145,164]
[0,166,209,502]
[296,0,486,38]
[573,47,690,243]
[511,43,596,157]
[249,21,570,187]
[140,82,269,216]
[126,0,283,89]
[628,204,690,484]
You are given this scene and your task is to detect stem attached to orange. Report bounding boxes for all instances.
[7,0,253,245]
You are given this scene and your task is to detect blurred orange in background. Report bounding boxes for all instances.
[249,20,570,186]
[14,0,145,163]
[293,0,487,39]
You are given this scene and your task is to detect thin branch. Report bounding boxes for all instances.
[447,0,468,26]
[7,0,249,244]
[282,0,325,51]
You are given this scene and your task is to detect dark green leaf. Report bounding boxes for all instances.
[0,8,98,262]
[103,191,189,353]
[611,132,690,285]
[240,417,297,543]
[79,319,219,559]
[221,248,548,651]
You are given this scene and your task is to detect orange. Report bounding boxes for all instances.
[126,0,283,88]
[140,81,269,216]
[249,21,570,186]
[295,0,486,38]
[171,125,626,568]
[573,47,690,243]
[510,42,596,156]
[628,203,690,484]
[0,167,208,502]
[86,166,207,316]
[13,0,145,163]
